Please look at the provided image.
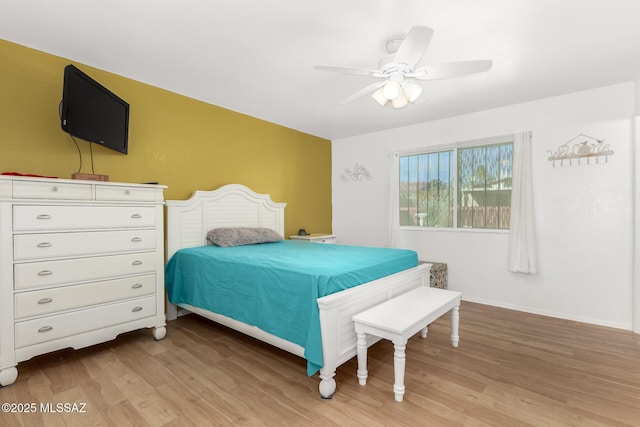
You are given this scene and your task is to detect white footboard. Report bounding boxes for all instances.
[316,263,431,398]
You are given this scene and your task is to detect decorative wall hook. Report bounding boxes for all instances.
[547,133,613,167]
[341,163,372,182]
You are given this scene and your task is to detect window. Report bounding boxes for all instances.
[399,151,454,227]
[399,140,513,229]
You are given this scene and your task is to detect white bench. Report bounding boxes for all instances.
[352,286,461,402]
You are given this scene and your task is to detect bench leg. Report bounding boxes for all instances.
[356,332,368,386]
[420,325,428,338]
[392,340,407,402]
[450,302,460,348]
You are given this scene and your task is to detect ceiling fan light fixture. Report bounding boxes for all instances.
[316,26,491,110]
[403,80,422,103]
[372,88,388,106]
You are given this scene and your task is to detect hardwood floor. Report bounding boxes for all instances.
[1,301,639,426]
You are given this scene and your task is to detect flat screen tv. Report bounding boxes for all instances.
[60,64,129,154]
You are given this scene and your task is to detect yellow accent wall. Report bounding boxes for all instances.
[0,40,331,237]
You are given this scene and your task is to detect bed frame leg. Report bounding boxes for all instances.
[166,301,178,321]
[318,368,336,399]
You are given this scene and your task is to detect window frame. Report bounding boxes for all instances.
[398,135,514,233]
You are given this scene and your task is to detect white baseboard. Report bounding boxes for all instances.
[461,295,632,331]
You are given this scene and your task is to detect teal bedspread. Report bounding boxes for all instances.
[165,240,418,375]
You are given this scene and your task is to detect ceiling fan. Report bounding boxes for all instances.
[315,26,492,109]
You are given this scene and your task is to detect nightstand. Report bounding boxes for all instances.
[289,233,337,244]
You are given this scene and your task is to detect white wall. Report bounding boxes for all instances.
[332,82,635,330]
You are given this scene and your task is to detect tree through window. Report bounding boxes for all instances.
[399,140,513,229]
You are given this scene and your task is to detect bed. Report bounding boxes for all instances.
[165,184,431,398]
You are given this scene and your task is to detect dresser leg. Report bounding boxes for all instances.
[152,326,166,341]
[0,366,18,387]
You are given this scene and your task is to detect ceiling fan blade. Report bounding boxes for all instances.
[315,65,385,78]
[341,81,386,104]
[408,60,493,80]
[393,26,434,68]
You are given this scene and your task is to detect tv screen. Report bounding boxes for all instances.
[60,64,129,154]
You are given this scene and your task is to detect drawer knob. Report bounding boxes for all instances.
[125,190,130,195]
[37,270,53,276]
[52,186,58,192]
[37,298,53,305]
[132,260,143,266]
[38,326,53,333]
[37,242,52,248]
[36,214,52,220]
[132,306,143,313]
[131,237,143,242]
[131,283,143,289]
[131,213,142,219]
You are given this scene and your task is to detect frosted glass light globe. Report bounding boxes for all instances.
[382,80,401,100]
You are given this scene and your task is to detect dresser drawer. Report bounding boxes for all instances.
[14,252,157,290]
[13,205,156,231]
[12,181,92,200]
[15,295,156,348]
[15,274,156,319]
[14,229,156,260]
[95,185,161,202]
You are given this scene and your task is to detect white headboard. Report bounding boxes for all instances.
[166,184,286,258]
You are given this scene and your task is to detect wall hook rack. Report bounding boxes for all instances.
[547,133,613,167]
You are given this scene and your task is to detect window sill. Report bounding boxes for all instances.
[399,226,509,235]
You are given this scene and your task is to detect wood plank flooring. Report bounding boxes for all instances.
[1,301,639,426]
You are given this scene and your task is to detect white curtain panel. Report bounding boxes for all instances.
[508,131,538,274]
[387,152,400,248]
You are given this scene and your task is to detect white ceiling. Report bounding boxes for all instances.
[2,0,640,141]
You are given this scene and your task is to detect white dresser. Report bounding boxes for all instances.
[0,176,166,386]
